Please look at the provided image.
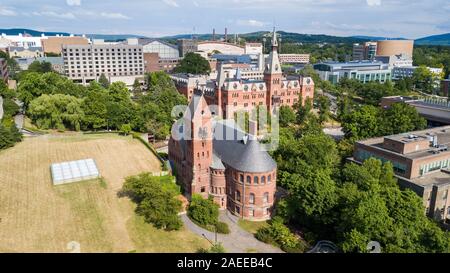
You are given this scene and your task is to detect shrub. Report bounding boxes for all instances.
[188,194,219,226]
[254,217,306,253]
[215,221,230,234]
[197,243,226,253]
[122,173,183,231]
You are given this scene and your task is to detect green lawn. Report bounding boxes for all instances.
[238,219,269,234]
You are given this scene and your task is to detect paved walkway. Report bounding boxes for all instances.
[181,211,283,253]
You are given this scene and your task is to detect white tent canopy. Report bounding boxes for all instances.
[51,158,100,185]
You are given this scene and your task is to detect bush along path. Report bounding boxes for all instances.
[180,210,283,253]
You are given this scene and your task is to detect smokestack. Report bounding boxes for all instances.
[213,28,216,41]
[224,28,228,42]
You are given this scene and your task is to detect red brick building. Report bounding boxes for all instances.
[171,30,314,119]
[169,94,277,221]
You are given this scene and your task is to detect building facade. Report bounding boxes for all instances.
[442,77,450,97]
[62,39,144,85]
[168,94,277,220]
[278,54,310,64]
[171,30,314,119]
[178,39,198,57]
[42,36,89,55]
[392,66,443,80]
[376,40,414,59]
[8,46,43,58]
[352,42,377,61]
[313,61,392,84]
[350,127,450,225]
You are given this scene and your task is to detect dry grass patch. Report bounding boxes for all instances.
[0,133,206,252]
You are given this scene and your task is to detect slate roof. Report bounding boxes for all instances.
[212,120,276,173]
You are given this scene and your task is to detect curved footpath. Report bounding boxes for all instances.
[181,211,283,253]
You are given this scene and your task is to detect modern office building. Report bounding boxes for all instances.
[392,66,443,80]
[375,54,413,68]
[350,126,450,224]
[313,61,392,84]
[62,39,144,85]
[0,58,8,83]
[42,36,89,55]
[376,40,414,59]
[352,42,377,61]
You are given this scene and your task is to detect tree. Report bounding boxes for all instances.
[380,103,427,135]
[120,124,132,135]
[122,173,183,231]
[412,65,434,93]
[174,52,211,74]
[188,194,219,226]
[28,61,53,73]
[279,105,296,127]
[0,124,22,150]
[81,83,108,130]
[296,97,313,124]
[98,73,110,89]
[341,105,381,141]
[132,78,143,99]
[28,94,84,131]
[317,95,331,123]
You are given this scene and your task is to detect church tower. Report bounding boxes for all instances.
[185,93,213,198]
[264,28,282,110]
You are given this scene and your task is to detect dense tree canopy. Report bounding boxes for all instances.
[173,52,211,74]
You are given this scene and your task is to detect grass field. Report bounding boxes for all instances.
[238,219,269,235]
[0,133,208,253]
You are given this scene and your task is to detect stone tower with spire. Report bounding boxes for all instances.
[264,28,282,110]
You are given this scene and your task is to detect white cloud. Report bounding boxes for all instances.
[0,6,17,16]
[33,11,76,20]
[237,19,267,27]
[193,1,199,7]
[100,12,131,20]
[66,0,81,6]
[366,0,381,6]
[163,0,180,8]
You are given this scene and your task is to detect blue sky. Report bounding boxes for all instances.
[0,0,449,39]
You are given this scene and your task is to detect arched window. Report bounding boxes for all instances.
[263,192,269,204]
[236,190,241,202]
[249,193,255,204]
[254,176,259,184]
[239,174,244,182]
[246,176,251,184]
[268,174,271,183]
[261,176,266,184]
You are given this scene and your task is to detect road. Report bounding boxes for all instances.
[181,211,283,253]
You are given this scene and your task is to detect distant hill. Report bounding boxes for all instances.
[163,31,367,44]
[84,34,148,41]
[0,28,148,41]
[415,33,450,46]
[0,28,71,37]
[2,28,449,46]
[350,35,408,41]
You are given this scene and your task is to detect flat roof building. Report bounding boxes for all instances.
[313,60,391,84]
[351,126,450,225]
[62,39,144,86]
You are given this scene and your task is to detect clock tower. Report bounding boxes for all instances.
[264,28,282,110]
